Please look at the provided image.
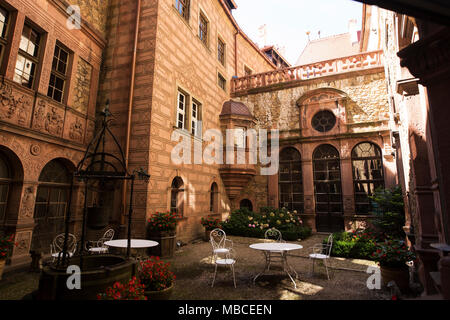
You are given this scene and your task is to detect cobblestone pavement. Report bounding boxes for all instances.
[0,234,391,300]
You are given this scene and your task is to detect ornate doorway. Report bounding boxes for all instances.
[31,159,71,253]
[313,144,344,232]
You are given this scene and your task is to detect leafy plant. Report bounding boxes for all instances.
[138,256,176,292]
[328,230,377,260]
[147,212,178,233]
[221,207,311,240]
[371,239,415,268]
[370,186,405,239]
[200,217,221,230]
[97,277,147,300]
[0,234,15,260]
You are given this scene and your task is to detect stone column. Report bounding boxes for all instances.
[302,157,316,232]
[10,183,38,266]
[341,157,356,231]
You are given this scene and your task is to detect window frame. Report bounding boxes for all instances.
[47,42,71,103]
[351,142,385,215]
[191,99,202,137]
[14,23,42,89]
[176,90,188,130]
[217,37,226,66]
[218,72,226,91]
[198,11,209,46]
[174,0,190,21]
[0,6,10,71]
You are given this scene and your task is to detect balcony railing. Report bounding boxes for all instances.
[231,50,384,94]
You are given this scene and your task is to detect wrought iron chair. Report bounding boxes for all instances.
[50,233,77,262]
[211,247,237,288]
[209,228,233,264]
[87,228,115,254]
[309,234,333,280]
[264,228,285,269]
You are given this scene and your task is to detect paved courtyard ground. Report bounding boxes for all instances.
[0,234,391,300]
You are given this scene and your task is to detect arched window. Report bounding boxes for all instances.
[210,182,218,213]
[313,144,344,232]
[278,147,303,213]
[239,199,253,211]
[0,153,11,223]
[170,177,184,217]
[352,142,384,214]
[32,159,71,253]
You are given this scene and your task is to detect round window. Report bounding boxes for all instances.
[311,110,336,132]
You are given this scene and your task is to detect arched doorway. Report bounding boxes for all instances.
[239,199,253,211]
[278,147,303,213]
[31,159,72,253]
[313,144,344,232]
[352,142,384,214]
[170,177,184,217]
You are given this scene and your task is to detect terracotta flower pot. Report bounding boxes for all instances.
[380,265,410,293]
[144,283,174,300]
[0,259,5,280]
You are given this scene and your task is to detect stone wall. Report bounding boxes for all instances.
[68,0,110,36]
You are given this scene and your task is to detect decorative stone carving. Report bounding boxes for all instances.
[13,231,32,256]
[0,83,31,126]
[30,144,41,156]
[69,118,84,142]
[45,107,64,136]
[20,186,36,219]
[33,100,46,131]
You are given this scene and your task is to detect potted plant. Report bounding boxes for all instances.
[201,216,221,241]
[0,234,15,280]
[147,212,178,258]
[96,276,147,300]
[371,239,416,293]
[139,256,176,300]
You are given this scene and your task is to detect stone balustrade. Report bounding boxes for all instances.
[231,50,384,94]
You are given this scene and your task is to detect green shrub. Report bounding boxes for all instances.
[370,186,405,239]
[327,230,377,260]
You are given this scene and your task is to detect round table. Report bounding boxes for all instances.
[250,242,303,288]
[104,239,159,259]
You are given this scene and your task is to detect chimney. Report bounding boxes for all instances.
[348,19,359,44]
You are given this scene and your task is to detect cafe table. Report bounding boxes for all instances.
[104,239,159,259]
[249,242,303,288]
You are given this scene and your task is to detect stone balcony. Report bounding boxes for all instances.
[231,50,384,96]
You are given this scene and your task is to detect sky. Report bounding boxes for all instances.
[232,0,363,65]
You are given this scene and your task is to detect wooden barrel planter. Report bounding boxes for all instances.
[35,255,137,300]
[147,231,176,258]
[380,265,410,293]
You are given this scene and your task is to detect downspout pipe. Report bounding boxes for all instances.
[121,0,141,226]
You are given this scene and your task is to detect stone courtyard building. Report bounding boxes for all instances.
[0,0,397,267]
[1,1,449,300]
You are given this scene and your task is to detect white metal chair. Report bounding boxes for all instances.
[88,228,115,254]
[309,234,333,280]
[211,247,237,288]
[264,228,285,269]
[50,233,77,262]
[209,228,233,263]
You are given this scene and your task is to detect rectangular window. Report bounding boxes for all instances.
[177,91,187,130]
[218,73,226,91]
[175,0,190,20]
[191,100,202,137]
[14,24,41,89]
[47,44,70,103]
[199,13,208,46]
[0,7,9,68]
[218,38,225,65]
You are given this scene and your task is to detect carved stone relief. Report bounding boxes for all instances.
[0,83,32,127]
